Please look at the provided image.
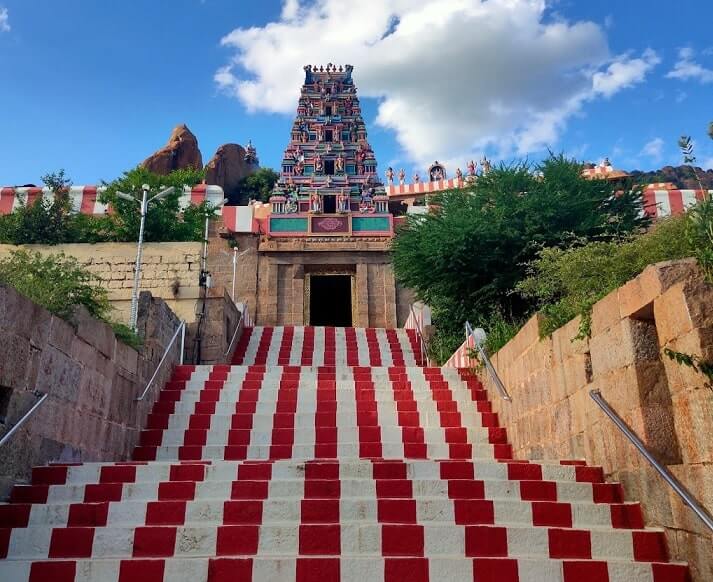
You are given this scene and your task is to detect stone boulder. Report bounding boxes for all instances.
[141,124,203,175]
[205,144,256,201]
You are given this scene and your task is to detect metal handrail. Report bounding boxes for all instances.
[465,321,512,402]
[224,305,247,358]
[590,389,713,532]
[0,393,48,448]
[135,321,186,402]
[409,304,428,366]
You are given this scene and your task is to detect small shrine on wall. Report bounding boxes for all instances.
[268,64,392,237]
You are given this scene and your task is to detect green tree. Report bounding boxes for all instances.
[391,155,649,360]
[100,166,209,242]
[0,169,75,245]
[232,168,279,205]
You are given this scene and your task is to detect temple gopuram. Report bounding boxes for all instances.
[230,65,408,328]
[268,63,391,236]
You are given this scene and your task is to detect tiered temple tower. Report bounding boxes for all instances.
[268,64,391,236]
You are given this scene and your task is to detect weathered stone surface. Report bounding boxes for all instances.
[0,286,182,500]
[480,259,712,579]
[204,143,255,201]
[141,124,203,175]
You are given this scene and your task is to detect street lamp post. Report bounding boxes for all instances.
[117,184,175,331]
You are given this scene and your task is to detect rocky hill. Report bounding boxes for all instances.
[141,124,258,199]
[628,165,713,189]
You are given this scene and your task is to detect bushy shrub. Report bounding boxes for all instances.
[0,250,143,348]
[0,250,110,319]
[517,215,695,337]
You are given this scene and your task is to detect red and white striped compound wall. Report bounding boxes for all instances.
[0,185,226,216]
[643,189,712,218]
[0,324,689,581]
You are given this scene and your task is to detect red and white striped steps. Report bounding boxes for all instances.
[232,327,425,367]
[0,326,689,581]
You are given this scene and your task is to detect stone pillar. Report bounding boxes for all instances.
[257,259,279,326]
[292,265,305,325]
[383,263,397,328]
[355,263,369,327]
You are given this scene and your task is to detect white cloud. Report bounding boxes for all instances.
[0,7,10,32]
[675,90,688,103]
[215,0,659,167]
[591,49,660,98]
[666,47,713,84]
[640,137,664,163]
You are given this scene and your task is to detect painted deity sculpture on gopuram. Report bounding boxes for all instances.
[272,64,387,216]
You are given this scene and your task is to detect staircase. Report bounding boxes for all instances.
[0,326,689,581]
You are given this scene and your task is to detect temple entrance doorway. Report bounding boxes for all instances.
[308,274,353,327]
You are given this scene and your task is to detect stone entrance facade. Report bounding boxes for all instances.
[220,233,410,328]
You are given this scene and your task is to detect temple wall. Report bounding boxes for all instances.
[478,259,713,580]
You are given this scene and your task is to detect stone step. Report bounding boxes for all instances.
[3,497,644,530]
[2,522,671,562]
[0,555,689,582]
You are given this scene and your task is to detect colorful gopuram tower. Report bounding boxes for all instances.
[268,64,392,237]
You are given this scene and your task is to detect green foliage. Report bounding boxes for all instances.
[686,197,713,281]
[0,167,212,245]
[0,250,110,320]
[392,155,649,362]
[518,216,695,337]
[0,169,75,245]
[100,166,208,242]
[663,348,713,389]
[231,168,279,205]
[111,322,143,350]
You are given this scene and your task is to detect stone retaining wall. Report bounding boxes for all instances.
[480,259,713,580]
[0,288,182,499]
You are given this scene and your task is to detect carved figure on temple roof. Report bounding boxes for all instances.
[310,192,321,213]
[314,155,323,174]
[386,167,394,185]
[398,168,406,185]
[337,189,350,213]
[413,172,420,183]
[481,156,492,174]
[467,160,476,176]
[294,160,304,175]
[456,167,463,182]
[336,154,345,173]
[316,126,324,142]
[345,96,353,115]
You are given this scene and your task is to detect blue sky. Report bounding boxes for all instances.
[1,0,712,186]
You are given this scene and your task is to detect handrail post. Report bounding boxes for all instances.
[465,321,512,402]
[135,321,185,402]
[409,304,428,366]
[224,304,246,360]
[179,321,186,365]
[590,389,713,532]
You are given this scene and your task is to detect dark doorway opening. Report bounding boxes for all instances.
[310,275,352,326]
[325,130,333,142]
[325,160,335,175]
[323,194,336,213]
